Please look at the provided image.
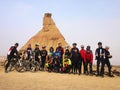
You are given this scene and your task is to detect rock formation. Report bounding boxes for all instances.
[20,13,69,51]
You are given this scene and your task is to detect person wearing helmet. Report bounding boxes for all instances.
[5,43,19,73]
[40,46,48,70]
[34,43,41,63]
[70,43,82,75]
[26,44,32,60]
[53,55,61,72]
[104,46,114,77]
[62,55,72,73]
[95,42,105,77]
[65,45,71,58]
[54,48,61,59]
[56,43,64,64]
[80,45,86,74]
[85,45,93,75]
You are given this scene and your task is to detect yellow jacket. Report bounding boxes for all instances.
[63,58,71,67]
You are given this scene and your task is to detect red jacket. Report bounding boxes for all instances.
[80,49,86,62]
[85,50,93,63]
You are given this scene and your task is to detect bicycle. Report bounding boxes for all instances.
[4,57,18,72]
[15,54,41,72]
[15,58,32,72]
[30,55,40,72]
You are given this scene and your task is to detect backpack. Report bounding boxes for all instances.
[7,46,14,56]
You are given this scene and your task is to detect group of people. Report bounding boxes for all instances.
[5,42,114,77]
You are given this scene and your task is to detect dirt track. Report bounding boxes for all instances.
[0,66,120,90]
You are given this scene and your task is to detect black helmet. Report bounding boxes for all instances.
[98,42,102,45]
[73,43,77,45]
[15,43,19,46]
[87,45,90,49]
[42,46,46,48]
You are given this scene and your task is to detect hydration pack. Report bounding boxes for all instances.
[7,46,14,55]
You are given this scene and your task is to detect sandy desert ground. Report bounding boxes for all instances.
[0,65,120,90]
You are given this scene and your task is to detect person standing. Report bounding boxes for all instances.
[85,46,93,75]
[56,43,64,64]
[80,45,86,74]
[71,43,81,75]
[95,42,105,77]
[40,46,48,70]
[46,47,55,72]
[104,46,113,77]
[48,47,54,59]
[65,45,71,58]
[34,43,41,63]
[54,48,61,59]
[26,44,32,60]
[5,43,19,73]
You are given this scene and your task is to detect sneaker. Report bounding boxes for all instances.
[100,74,104,78]
[96,74,99,77]
[78,73,81,75]
[90,73,93,76]
[109,74,114,77]
[5,70,8,73]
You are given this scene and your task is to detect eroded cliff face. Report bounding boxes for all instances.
[20,13,69,51]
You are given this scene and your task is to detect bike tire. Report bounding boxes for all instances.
[4,60,15,72]
[30,61,40,72]
[15,61,24,72]
[4,60,8,68]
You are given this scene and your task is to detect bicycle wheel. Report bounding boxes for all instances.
[24,61,31,71]
[10,60,16,71]
[4,60,8,68]
[35,61,40,71]
[15,61,24,72]
[30,61,40,72]
[4,60,15,72]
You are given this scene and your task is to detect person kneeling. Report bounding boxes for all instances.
[62,55,71,73]
[53,55,61,73]
[46,55,54,72]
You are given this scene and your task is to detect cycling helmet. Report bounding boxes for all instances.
[98,42,102,45]
[15,43,19,46]
[73,43,77,45]
[35,43,40,46]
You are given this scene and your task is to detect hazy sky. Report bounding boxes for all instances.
[0,0,120,65]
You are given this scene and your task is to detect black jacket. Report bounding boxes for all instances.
[7,46,18,58]
[40,50,48,57]
[95,47,105,60]
[70,47,81,63]
[65,49,71,57]
[34,48,41,58]
[105,50,112,60]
